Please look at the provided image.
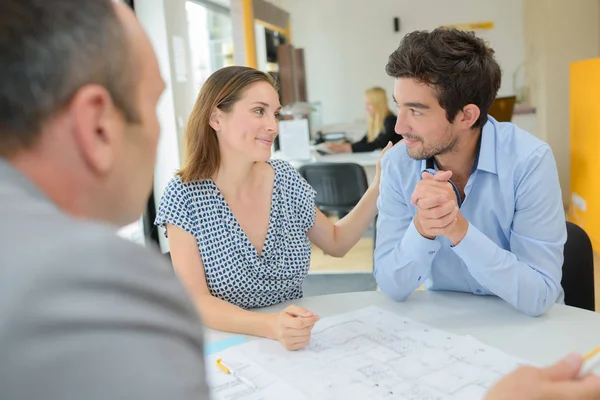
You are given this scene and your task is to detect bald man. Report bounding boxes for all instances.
[0,1,208,399]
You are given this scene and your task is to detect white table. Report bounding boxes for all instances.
[272,149,381,184]
[205,290,600,367]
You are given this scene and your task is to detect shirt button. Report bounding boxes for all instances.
[428,250,436,255]
[476,289,482,294]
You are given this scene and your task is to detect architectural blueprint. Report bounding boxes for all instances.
[206,306,529,399]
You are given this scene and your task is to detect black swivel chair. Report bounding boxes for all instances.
[298,163,376,257]
[562,221,595,311]
[298,163,369,216]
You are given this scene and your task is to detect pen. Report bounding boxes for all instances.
[216,358,257,390]
[578,346,600,378]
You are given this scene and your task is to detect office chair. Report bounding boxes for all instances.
[488,96,517,122]
[298,163,368,215]
[299,163,376,257]
[562,221,595,311]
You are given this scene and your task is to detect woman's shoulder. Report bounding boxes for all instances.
[268,158,297,176]
[162,175,215,202]
[268,159,314,195]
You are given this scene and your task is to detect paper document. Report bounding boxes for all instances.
[205,352,305,400]
[206,306,529,399]
[278,119,312,160]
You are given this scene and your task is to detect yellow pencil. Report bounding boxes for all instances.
[216,358,257,389]
[579,346,600,378]
[584,346,600,361]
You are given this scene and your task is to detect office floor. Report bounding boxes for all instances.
[310,236,600,312]
[309,238,373,273]
[305,215,376,296]
[309,216,374,274]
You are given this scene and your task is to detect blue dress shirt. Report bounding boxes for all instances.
[374,116,566,317]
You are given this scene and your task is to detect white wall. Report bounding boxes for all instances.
[136,0,190,252]
[280,0,525,125]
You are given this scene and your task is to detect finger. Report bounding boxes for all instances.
[422,171,436,180]
[431,170,452,181]
[415,178,455,191]
[421,211,459,235]
[284,305,316,318]
[282,335,311,349]
[542,353,584,381]
[421,208,458,230]
[421,170,452,181]
[285,339,311,351]
[377,142,392,165]
[424,215,458,231]
[542,375,600,400]
[414,194,449,210]
[420,201,458,220]
[411,187,451,208]
[412,193,448,208]
[411,182,449,204]
[283,314,320,329]
[412,180,456,206]
[284,325,314,337]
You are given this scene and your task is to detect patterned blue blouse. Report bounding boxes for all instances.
[155,159,316,309]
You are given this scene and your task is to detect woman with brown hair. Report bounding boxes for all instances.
[155,66,390,350]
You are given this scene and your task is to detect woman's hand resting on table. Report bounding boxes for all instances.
[267,305,320,351]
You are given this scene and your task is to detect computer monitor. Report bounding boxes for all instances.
[488,96,516,122]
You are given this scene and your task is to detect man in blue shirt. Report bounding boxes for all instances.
[374,28,566,317]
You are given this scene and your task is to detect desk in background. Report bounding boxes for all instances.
[272,148,381,185]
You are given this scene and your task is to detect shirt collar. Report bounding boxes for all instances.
[476,116,498,174]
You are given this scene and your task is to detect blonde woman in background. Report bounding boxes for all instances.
[326,87,401,153]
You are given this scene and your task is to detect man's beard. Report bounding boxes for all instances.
[404,130,458,160]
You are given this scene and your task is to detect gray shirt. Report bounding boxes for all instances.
[0,159,209,399]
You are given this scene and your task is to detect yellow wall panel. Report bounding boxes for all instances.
[569,58,600,251]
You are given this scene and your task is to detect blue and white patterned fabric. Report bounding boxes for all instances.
[155,159,316,309]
